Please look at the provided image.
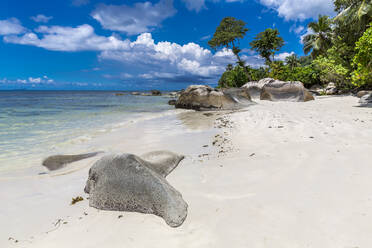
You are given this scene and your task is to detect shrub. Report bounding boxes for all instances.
[351,23,372,89]
[218,66,249,87]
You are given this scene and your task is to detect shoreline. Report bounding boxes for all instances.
[1,95,372,248]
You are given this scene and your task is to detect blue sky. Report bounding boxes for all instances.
[0,0,335,90]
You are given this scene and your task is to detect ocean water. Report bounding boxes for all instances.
[0,91,174,172]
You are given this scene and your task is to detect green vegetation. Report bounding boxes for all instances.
[208,17,249,68]
[250,28,284,64]
[303,15,333,58]
[351,23,372,88]
[210,0,372,91]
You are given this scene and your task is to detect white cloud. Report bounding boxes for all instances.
[290,24,304,34]
[182,0,207,12]
[181,0,241,12]
[0,18,26,35]
[91,0,176,35]
[0,76,54,84]
[259,0,334,21]
[72,0,89,7]
[99,33,234,80]
[3,24,130,51]
[274,51,294,61]
[300,28,314,44]
[0,19,263,83]
[30,14,53,23]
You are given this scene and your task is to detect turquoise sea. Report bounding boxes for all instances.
[0,91,174,172]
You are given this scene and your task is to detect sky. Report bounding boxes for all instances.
[0,0,335,90]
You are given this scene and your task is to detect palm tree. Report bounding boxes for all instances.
[334,0,372,44]
[334,0,372,31]
[303,15,333,58]
[285,54,300,70]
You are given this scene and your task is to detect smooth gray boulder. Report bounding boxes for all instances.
[241,78,274,99]
[42,152,102,170]
[260,80,314,102]
[359,93,372,107]
[175,85,252,111]
[84,151,187,227]
[357,90,372,98]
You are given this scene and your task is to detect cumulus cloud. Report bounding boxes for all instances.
[0,17,264,83]
[91,0,176,35]
[182,0,207,12]
[99,33,236,80]
[274,51,294,61]
[290,24,304,34]
[0,18,26,35]
[30,14,53,23]
[259,0,334,21]
[3,24,130,51]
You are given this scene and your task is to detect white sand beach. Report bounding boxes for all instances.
[1,95,372,248]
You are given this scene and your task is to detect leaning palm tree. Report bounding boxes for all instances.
[303,15,333,58]
[334,0,372,31]
[334,0,372,42]
[285,54,300,70]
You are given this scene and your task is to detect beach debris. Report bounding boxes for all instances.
[71,196,84,205]
[8,237,18,243]
[203,145,208,147]
[118,215,123,219]
[42,151,103,171]
[84,151,188,228]
[249,153,255,157]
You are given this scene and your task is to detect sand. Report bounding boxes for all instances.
[1,95,372,248]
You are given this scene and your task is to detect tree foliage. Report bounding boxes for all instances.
[303,15,333,58]
[250,28,284,64]
[208,17,248,65]
[351,23,372,88]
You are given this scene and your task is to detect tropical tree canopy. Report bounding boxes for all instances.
[285,54,300,70]
[208,17,248,50]
[209,17,250,79]
[250,28,284,64]
[302,15,333,58]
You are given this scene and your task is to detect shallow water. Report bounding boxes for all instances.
[0,91,174,172]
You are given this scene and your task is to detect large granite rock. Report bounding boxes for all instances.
[42,152,102,170]
[175,85,252,110]
[359,93,372,107]
[357,90,372,98]
[151,90,161,96]
[241,78,274,99]
[260,80,314,102]
[84,151,187,227]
